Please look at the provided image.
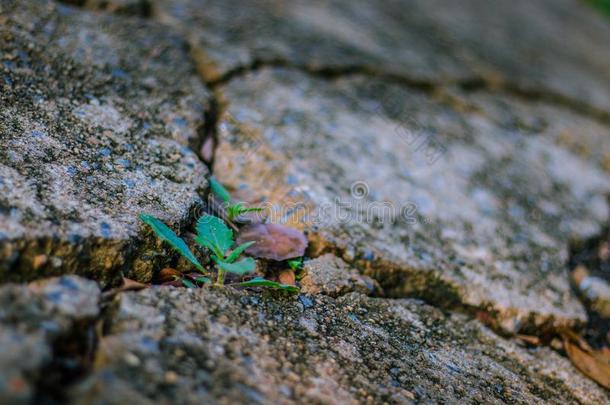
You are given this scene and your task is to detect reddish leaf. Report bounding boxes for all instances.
[561,331,610,389]
[158,268,182,283]
[236,223,307,261]
[516,334,540,346]
[278,269,296,286]
[121,277,149,291]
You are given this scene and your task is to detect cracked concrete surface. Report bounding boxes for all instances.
[0,0,210,285]
[214,68,610,334]
[1,0,610,403]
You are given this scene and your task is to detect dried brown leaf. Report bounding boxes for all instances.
[121,277,149,291]
[157,268,182,283]
[278,269,296,286]
[516,334,540,346]
[562,332,610,389]
[236,223,307,261]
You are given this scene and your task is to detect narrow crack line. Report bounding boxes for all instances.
[208,58,610,127]
[206,58,441,93]
[55,0,152,18]
[197,90,222,169]
[32,309,101,403]
[51,1,610,127]
[496,83,610,126]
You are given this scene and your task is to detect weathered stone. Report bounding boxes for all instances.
[300,254,380,297]
[0,276,100,405]
[573,267,610,318]
[69,286,609,404]
[2,0,610,401]
[154,0,477,83]
[416,0,610,113]
[213,68,610,333]
[155,0,610,113]
[0,1,210,285]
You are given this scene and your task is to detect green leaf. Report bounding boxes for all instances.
[287,258,303,271]
[226,241,256,263]
[227,202,244,221]
[217,258,256,275]
[182,278,197,288]
[209,176,231,203]
[195,276,211,284]
[195,215,234,255]
[195,236,224,258]
[227,202,264,221]
[234,277,300,293]
[139,214,204,272]
[238,207,264,214]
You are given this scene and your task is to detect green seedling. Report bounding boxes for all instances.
[287,257,307,281]
[209,176,264,221]
[226,202,264,222]
[140,213,299,293]
[139,213,254,285]
[287,258,303,271]
[195,214,256,285]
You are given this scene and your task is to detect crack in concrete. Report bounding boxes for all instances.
[43,0,609,354]
[56,0,152,17]
[207,57,610,128]
[32,310,101,404]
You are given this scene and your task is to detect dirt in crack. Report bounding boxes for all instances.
[569,225,610,349]
[197,91,222,168]
[33,318,99,404]
[56,0,152,17]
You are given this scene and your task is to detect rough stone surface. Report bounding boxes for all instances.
[0,1,210,285]
[155,0,610,113]
[154,0,477,83]
[0,276,100,405]
[418,0,610,114]
[1,0,610,402]
[576,273,610,318]
[300,254,380,297]
[69,286,609,404]
[214,68,610,333]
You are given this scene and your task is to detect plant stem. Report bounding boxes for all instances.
[216,268,226,286]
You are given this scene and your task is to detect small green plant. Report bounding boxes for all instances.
[195,214,256,285]
[288,257,307,281]
[140,213,298,293]
[209,176,264,221]
[287,258,303,271]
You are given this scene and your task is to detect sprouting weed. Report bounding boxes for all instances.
[288,257,307,281]
[195,214,256,285]
[209,176,264,221]
[287,258,303,271]
[226,202,264,222]
[140,213,298,292]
